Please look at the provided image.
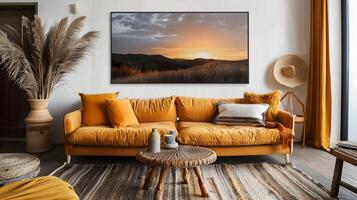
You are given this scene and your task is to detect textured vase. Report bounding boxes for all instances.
[163,130,178,149]
[24,99,53,153]
[148,128,160,153]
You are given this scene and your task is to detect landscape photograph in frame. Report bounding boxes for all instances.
[111,12,249,83]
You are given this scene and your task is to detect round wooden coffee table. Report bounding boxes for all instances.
[136,145,217,200]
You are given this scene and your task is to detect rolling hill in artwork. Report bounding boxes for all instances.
[111,54,249,83]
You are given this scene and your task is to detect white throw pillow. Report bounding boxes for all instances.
[213,103,269,126]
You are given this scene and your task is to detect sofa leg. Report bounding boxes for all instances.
[285,154,290,164]
[67,155,71,164]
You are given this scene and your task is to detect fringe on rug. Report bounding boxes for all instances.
[49,162,67,176]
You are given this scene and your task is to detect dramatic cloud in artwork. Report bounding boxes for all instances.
[111,13,248,60]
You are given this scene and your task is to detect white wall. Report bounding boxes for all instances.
[3,0,315,143]
[329,0,342,145]
[348,0,357,142]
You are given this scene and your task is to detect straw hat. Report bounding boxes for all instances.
[273,55,308,88]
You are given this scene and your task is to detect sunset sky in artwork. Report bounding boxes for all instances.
[111,13,248,61]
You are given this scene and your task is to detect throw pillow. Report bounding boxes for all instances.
[105,99,139,127]
[130,96,177,123]
[79,92,119,126]
[175,96,244,122]
[243,90,281,121]
[213,103,269,126]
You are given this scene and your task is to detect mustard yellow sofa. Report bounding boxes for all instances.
[64,95,294,164]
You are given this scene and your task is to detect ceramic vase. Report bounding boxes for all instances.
[24,99,53,153]
[148,128,160,153]
[163,130,178,149]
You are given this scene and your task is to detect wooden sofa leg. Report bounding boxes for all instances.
[67,155,71,164]
[285,154,290,164]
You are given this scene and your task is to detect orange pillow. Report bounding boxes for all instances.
[79,92,119,126]
[105,99,139,127]
[129,96,177,123]
[175,96,244,122]
[243,90,281,121]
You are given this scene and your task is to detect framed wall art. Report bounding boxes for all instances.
[111,12,249,83]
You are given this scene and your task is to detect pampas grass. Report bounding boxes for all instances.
[0,16,98,99]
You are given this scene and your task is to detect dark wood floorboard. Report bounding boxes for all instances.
[1,141,356,199]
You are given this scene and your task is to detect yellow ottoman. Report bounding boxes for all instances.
[0,176,79,200]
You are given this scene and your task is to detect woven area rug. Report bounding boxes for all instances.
[50,162,332,200]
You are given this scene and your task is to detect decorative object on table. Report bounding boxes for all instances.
[0,16,98,152]
[0,153,40,185]
[163,130,178,149]
[137,145,217,200]
[147,128,161,153]
[111,12,249,84]
[329,146,357,197]
[274,55,308,147]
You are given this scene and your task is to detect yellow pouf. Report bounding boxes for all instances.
[0,176,79,200]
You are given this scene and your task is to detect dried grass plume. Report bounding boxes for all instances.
[0,16,98,99]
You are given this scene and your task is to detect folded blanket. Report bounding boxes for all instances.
[265,121,294,148]
[0,176,79,200]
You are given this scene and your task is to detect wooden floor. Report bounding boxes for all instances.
[1,141,356,199]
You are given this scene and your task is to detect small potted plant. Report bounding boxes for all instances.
[0,16,97,152]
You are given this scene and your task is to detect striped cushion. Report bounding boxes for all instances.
[213,103,268,126]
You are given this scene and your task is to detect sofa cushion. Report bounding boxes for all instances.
[130,96,177,123]
[66,122,177,147]
[79,92,119,126]
[244,91,281,121]
[175,96,244,122]
[105,99,139,127]
[176,121,281,146]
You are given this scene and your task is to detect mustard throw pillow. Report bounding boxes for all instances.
[243,90,281,121]
[79,92,119,126]
[129,96,177,123]
[175,96,244,122]
[105,99,139,127]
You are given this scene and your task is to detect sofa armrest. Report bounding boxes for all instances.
[64,110,82,137]
[277,110,295,133]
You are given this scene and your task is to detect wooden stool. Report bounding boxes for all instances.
[329,147,357,197]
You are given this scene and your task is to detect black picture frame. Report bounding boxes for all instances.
[110,12,249,84]
[0,2,38,14]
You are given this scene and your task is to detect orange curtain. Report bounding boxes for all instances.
[304,0,332,150]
